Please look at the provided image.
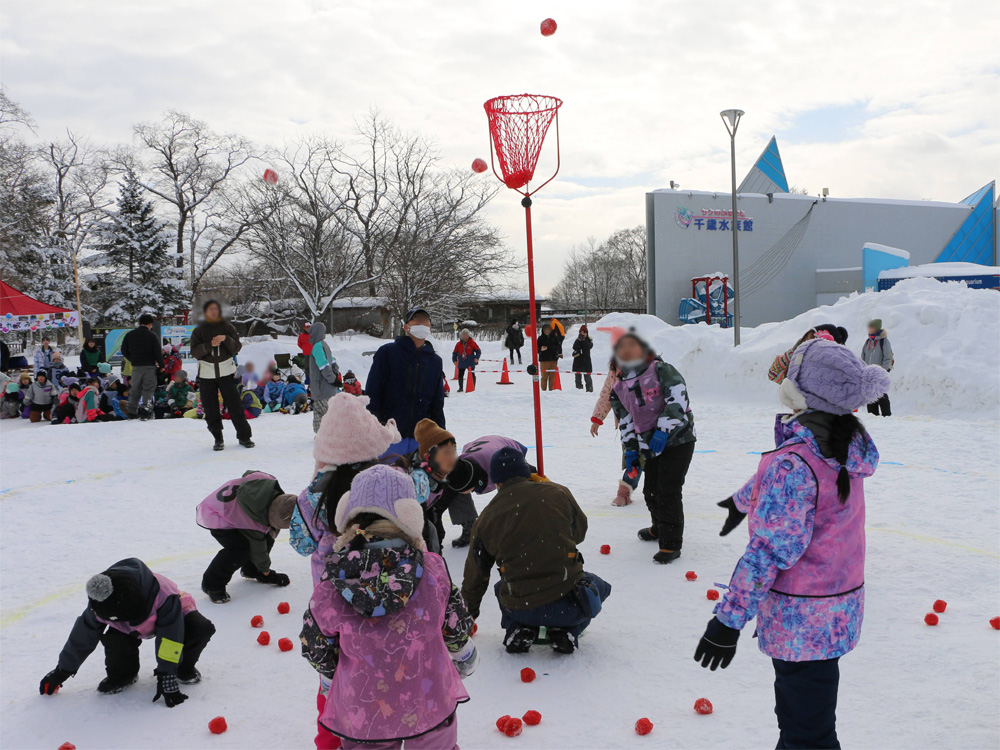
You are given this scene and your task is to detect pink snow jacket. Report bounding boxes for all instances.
[715,413,877,661]
[301,542,473,744]
[590,366,619,425]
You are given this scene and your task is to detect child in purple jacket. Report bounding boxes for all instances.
[301,464,476,749]
[695,339,891,749]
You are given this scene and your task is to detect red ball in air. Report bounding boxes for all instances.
[208,716,228,734]
[707,589,720,601]
[635,718,654,735]
[600,544,611,555]
[496,715,512,732]
[472,623,478,636]
[277,601,291,615]
[990,617,1000,630]
[278,637,294,652]
[685,571,698,581]
[263,169,278,185]
[694,698,714,715]
[504,718,524,737]
[257,631,271,646]
[924,613,939,626]
[250,615,264,628]
[540,18,557,36]
[932,600,947,614]
[520,667,536,683]
[471,158,488,174]
[58,744,77,750]
[523,710,542,726]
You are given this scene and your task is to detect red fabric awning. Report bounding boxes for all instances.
[0,280,74,316]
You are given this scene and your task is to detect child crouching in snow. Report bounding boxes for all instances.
[695,339,890,749]
[301,464,477,749]
[39,558,215,706]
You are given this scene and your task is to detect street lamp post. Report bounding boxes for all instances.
[720,109,744,346]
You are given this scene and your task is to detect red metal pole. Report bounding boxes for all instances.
[522,196,545,476]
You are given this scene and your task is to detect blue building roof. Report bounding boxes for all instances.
[738,136,789,194]
[935,181,996,265]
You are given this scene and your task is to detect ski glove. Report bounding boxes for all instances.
[255,571,291,587]
[452,640,480,679]
[694,617,740,671]
[622,450,642,490]
[718,497,747,536]
[153,672,188,707]
[39,667,74,695]
[648,430,669,456]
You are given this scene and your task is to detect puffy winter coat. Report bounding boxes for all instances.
[452,338,481,369]
[308,322,341,402]
[242,389,262,417]
[263,380,286,404]
[33,346,54,375]
[610,358,696,455]
[298,330,313,356]
[503,323,524,349]
[571,335,593,372]
[121,326,163,369]
[861,331,893,371]
[365,336,445,440]
[537,332,562,363]
[196,471,284,573]
[24,378,55,407]
[75,386,100,422]
[281,381,307,408]
[80,345,103,372]
[166,382,193,409]
[190,320,241,380]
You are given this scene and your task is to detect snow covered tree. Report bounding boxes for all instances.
[91,171,185,325]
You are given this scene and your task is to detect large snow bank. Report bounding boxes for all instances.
[596,277,999,418]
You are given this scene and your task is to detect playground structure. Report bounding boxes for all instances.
[678,274,734,327]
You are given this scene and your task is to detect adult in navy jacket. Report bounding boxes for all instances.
[365,308,446,454]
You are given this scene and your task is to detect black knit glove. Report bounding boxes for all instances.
[39,667,74,695]
[694,618,740,671]
[255,570,290,586]
[153,672,188,707]
[718,497,747,536]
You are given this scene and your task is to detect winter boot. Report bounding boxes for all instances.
[451,522,473,548]
[612,481,633,507]
[637,527,658,542]
[202,586,231,604]
[549,629,576,654]
[177,668,202,685]
[653,549,682,564]
[239,439,255,449]
[139,409,152,422]
[97,674,138,694]
[504,626,538,654]
[212,439,224,451]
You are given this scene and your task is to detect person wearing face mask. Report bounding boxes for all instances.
[608,329,697,564]
[365,308,446,455]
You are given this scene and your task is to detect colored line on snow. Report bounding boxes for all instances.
[694,450,717,454]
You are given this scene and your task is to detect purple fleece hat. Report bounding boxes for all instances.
[785,338,890,415]
[333,464,424,545]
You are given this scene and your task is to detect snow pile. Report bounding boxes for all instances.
[595,278,999,418]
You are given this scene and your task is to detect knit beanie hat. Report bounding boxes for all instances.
[268,493,298,530]
[448,458,489,494]
[414,418,455,458]
[98,362,112,374]
[86,569,144,623]
[868,318,883,331]
[333,464,424,548]
[314,393,400,469]
[579,324,589,335]
[780,338,891,415]
[490,447,532,486]
[174,370,188,382]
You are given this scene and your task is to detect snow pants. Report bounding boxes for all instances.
[128,366,157,416]
[200,374,252,442]
[642,441,695,551]
[773,657,841,749]
[338,713,458,750]
[496,572,611,641]
[101,611,215,682]
[866,394,891,417]
[202,530,274,591]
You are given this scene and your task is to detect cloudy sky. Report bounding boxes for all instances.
[3,0,998,292]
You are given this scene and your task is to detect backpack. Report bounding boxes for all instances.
[879,338,894,372]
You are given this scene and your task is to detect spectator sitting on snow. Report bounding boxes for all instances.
[342,370,362,396]
[25,371,56,423]
[51,382,81,424]
[166,371,194,416]
[50,351,70,383]
[162,345,183,384]
[197,471,296,603]
[75,377,103,423]
[240,361,258,390]
[262,372,286,412]
[461,447,610,655]
[16,372,33,418]
[2,381,23,419]
[861,318,893,417]
[39,557,215,705]
[98,382,130,421]
[451,328,481,393]
[280,370,308,414]
[241,386,262,419]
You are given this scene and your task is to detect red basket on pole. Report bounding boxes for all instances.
[484,93,563,477]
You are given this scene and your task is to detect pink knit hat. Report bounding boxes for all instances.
[313,393,400,470]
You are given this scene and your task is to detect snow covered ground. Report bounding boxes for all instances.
[2,280,998,749]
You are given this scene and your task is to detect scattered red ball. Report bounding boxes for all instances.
[707,589,720,601]
[991,617,1000,630]
[503,718,523,737]
[600,544,611,555]
[257,631,271,646]
[924,613,939,626]
[278,637,294,652]
[472,623,478,636]
[208,716,228,734]
[250,615,264,628]
[694,698,714,715]
[685,571,698,581]
[520,667,536,683]
[635,718,654,735]
[932,600,947,614]
[263,169,278,185]
[523,710,542,726]
[540,18,557,36]
[58,744,76,750]
[496,715,511,732]
[277,602,291,615]
[471,158,488,174]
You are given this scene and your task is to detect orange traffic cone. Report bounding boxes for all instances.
[552,367,562,391]
[453,363,459,380]
[497,358,513,385]
[466,370,476,393]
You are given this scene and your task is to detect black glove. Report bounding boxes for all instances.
[39,667,74,695]
[255,570,290,586]
[153,672,188,708]
[694,617,740,671]
[718,497,747,537]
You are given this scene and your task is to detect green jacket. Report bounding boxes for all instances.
[461,476,587,618]
[609,360,696,454]
[166,382,193,408]
[236,475,283,572]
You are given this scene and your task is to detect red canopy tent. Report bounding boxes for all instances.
[0,280,79,333]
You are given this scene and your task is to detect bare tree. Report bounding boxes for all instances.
[549,225,646,310]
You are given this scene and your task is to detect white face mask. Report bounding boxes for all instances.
[408,324,431,340]
[616,356,647,370]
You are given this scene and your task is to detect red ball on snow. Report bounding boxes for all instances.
[250,615,264,628]
[504,718,524,737]
[924,613,939,626]
[472,623,478,636]
[635,718,654,735]
[600,544,611,555]
[540,18,557,36]
[496,715,512,733]
[262,169,278,185]
[685,571,698,581]
[523,710,542,726]
[932,600,947,614]
[208,716,228,734]
[694,698,714,715]
[520,667,536,683]
[278,637,294,652]
[706,589,720,601]
[58,744,77,750]
[257,631,271,646]
[991,617,1000,630]
[471,158,488,174]
[277,601,291,615]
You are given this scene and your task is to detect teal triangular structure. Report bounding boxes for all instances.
[935,181,995,265]
[737,136,789,194]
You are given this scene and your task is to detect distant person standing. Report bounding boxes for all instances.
[504,319,524,364]
[33,337,55,379]
[295,322,313,371]
[451,328,481,393]
[190,300,253,451]
[537,323,562,391]
[79,337,105,377]
[572,325,594,392]
[307,321,340,433]
[861,318,893,416]
[121,314,164,420]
